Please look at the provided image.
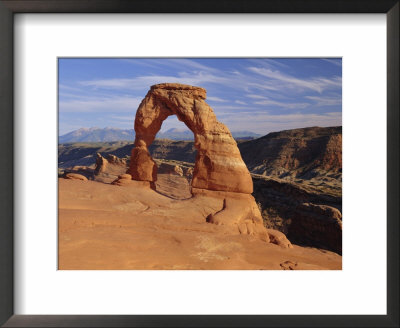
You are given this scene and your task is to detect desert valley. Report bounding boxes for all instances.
[58,83,342,270]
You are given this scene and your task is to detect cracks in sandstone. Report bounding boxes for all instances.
[206,198,226,224]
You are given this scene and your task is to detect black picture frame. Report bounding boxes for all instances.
[0,1,398,327]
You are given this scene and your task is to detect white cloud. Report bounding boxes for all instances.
[79,71,231,90]
[246,94,310,109]
[166,58,219,72]
[245,94,268,100]
[59,84,83,92]
[109,115,135,122]
[77,61,342,100]
[235,100,247,105]
[321,58,342,67]
[121,58,219,73]
[211,105,253,112]
[305,95,342,106]
[59,96,142,113]
[247,58,290,69]
[219,111,342,135]
[248,67,341,93]
[244,82,279,91]
[207,96,227,102]
[253,99,309,109]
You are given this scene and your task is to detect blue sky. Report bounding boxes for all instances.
[58,58,342,136]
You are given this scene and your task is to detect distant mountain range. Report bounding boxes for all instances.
[59,128,134,143]
[59,127,261,143]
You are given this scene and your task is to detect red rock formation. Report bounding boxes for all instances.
[111,174,154,188]
[128,83,253,194]
[157,162,184,176]
[291,203,342,254]
[252,174,342,253]
[94,153,128,183]
[238,126,342,180]
[63,173,88,181]
[126,83,291,247]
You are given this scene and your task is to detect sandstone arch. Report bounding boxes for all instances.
[126,83,291,248]
[128,83,253,194]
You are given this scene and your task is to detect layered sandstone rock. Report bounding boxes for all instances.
[64,173,88,181]
[94,153,128,183]
[128,83,253,194]
[127,83,291,247]
[111,173,133,186]
[238,126,342,181]
[154,159,194,181]
[252,174,342,253]
[291,203,342,254]
[157,162,183,176]
[112,175,153,188]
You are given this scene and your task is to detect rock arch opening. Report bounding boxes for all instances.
[152,115,196,166]
[151,117,196,200]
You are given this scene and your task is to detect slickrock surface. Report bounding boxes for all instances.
[58,179,341,270]
[154,174,193,200]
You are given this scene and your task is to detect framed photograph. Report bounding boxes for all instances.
[0,1,398,327]
[57,57,343,271]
